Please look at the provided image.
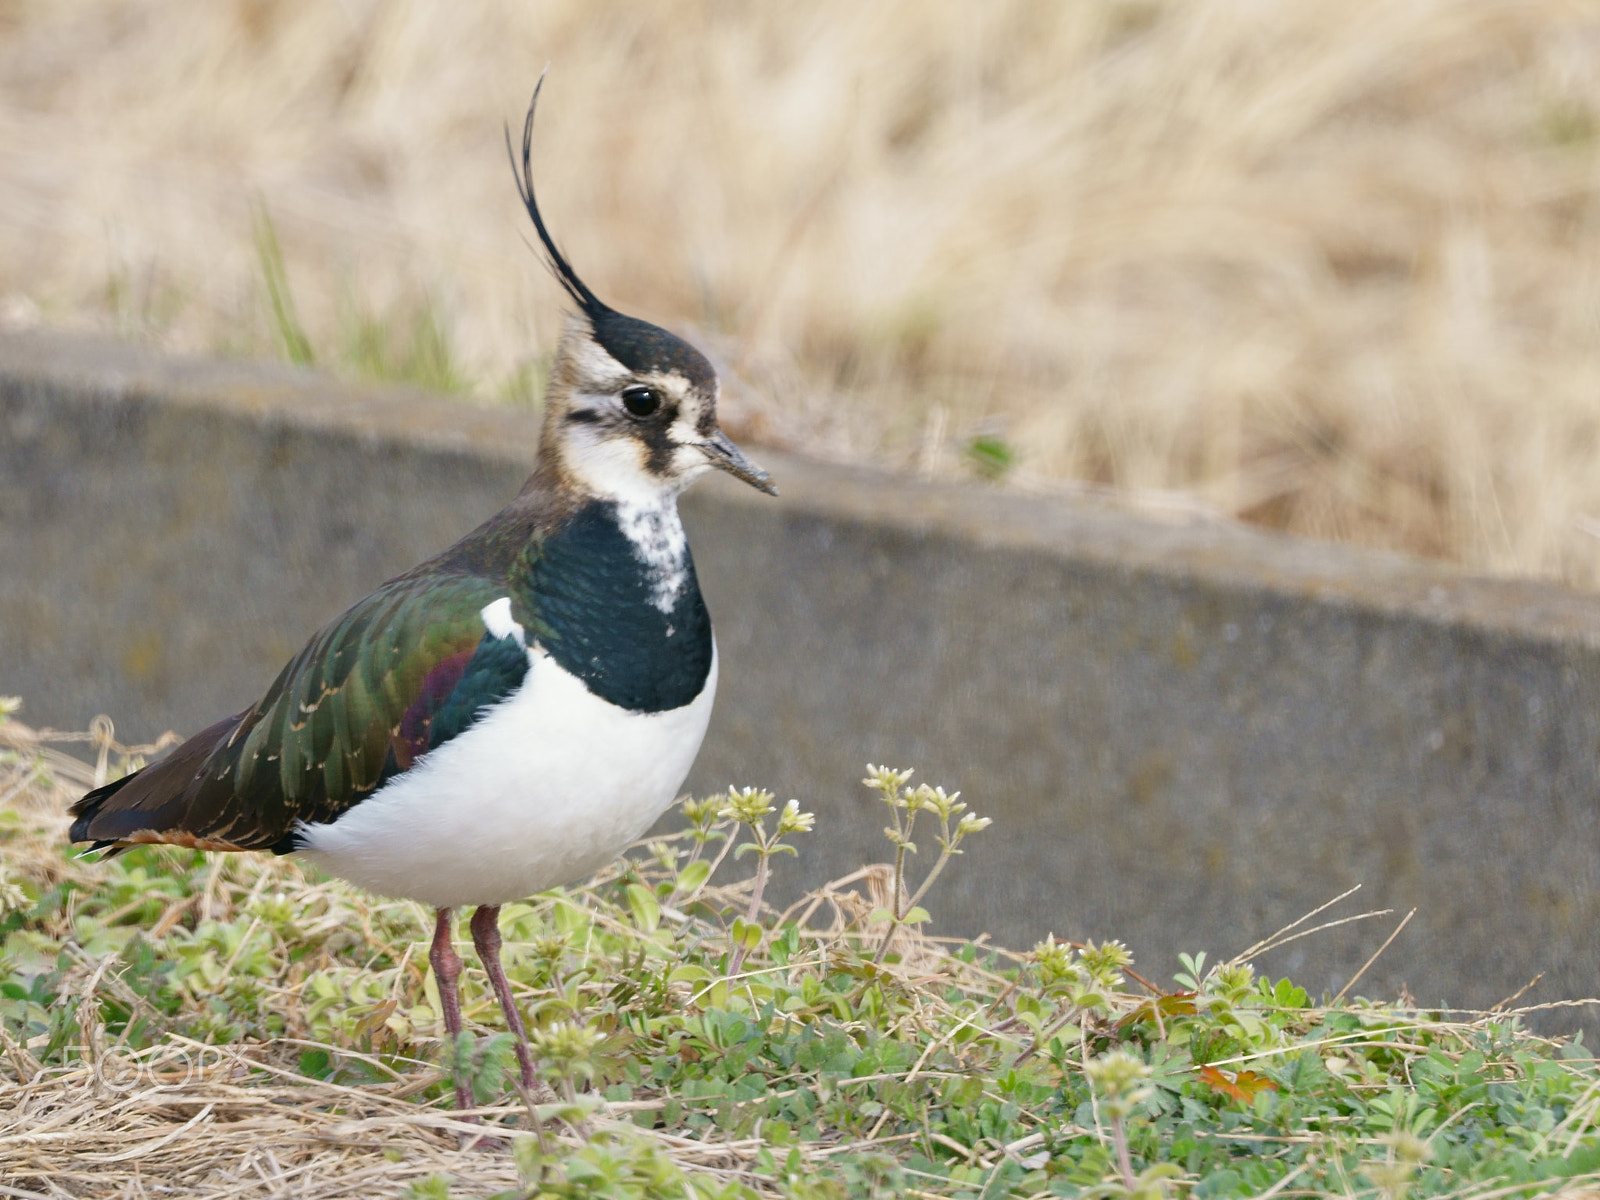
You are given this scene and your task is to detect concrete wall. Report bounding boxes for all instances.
[3,329,1597,1031]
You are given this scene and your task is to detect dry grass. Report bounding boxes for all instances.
[0,717,823,1197]
[0,717,964,1198]
[1,1035,777,1198]
[1,1033,782,1199]
[5,2,1600,582]
[0,720,521,1197]
[4,715,1600,1195]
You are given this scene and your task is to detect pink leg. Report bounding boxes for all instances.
[469,905,538,1091]
[429,907,475,1111]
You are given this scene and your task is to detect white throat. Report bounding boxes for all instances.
[555,418,701,613]
[614,494,690,612]
[559,408,707,504]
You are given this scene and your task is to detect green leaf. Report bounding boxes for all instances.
[251,200,316,367]
[298,1048,331,1079]
[512,1134,548,1183]
[1559,1143,1600,1175]
[537,1096,602,1124]
[625,883,661,932]
[965,434,1015,480]
[469,1032,516,1104]
[731,916,764,951]
[400,1176,453,1200]
[669,963,713,986]
[902,906,931,924]
[674,859,712,894]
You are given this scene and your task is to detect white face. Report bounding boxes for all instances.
[508,86,776,508]
[553,324,773,503]
[559,339,715,501]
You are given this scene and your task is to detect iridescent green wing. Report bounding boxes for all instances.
[70,571,532,851]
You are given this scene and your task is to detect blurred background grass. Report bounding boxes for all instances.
[3,0,1600,583]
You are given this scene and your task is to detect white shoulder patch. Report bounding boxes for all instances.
[480,597,527,647]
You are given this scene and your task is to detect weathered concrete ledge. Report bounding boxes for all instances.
[3,329,1597,1031]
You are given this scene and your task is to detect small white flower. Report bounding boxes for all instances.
[776,799,815,835]
[719,786,776,824]
[0,867,28,916]
[863,765,915,793]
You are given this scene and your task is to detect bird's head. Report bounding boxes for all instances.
[510,79,776,504]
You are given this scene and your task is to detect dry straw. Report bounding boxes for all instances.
[4,1,1600,582]
[4,714,1600,1195]
[0,715,940,1197]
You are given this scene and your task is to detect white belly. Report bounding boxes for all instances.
[295,643,718,908]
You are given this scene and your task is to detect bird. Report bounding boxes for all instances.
[68,77,776,1110]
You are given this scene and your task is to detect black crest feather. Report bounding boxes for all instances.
[506,73,717,390]
[507,71,612,324]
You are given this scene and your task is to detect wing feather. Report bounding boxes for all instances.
[69,573,531,852]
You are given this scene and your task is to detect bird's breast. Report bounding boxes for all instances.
[294,642,718,907]
[524,500,714,713]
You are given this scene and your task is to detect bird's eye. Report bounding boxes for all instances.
[620,386,661,418]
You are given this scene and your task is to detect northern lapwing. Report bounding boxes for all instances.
[68,79,776,1110]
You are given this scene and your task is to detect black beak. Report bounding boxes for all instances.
[700,431,778,496]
